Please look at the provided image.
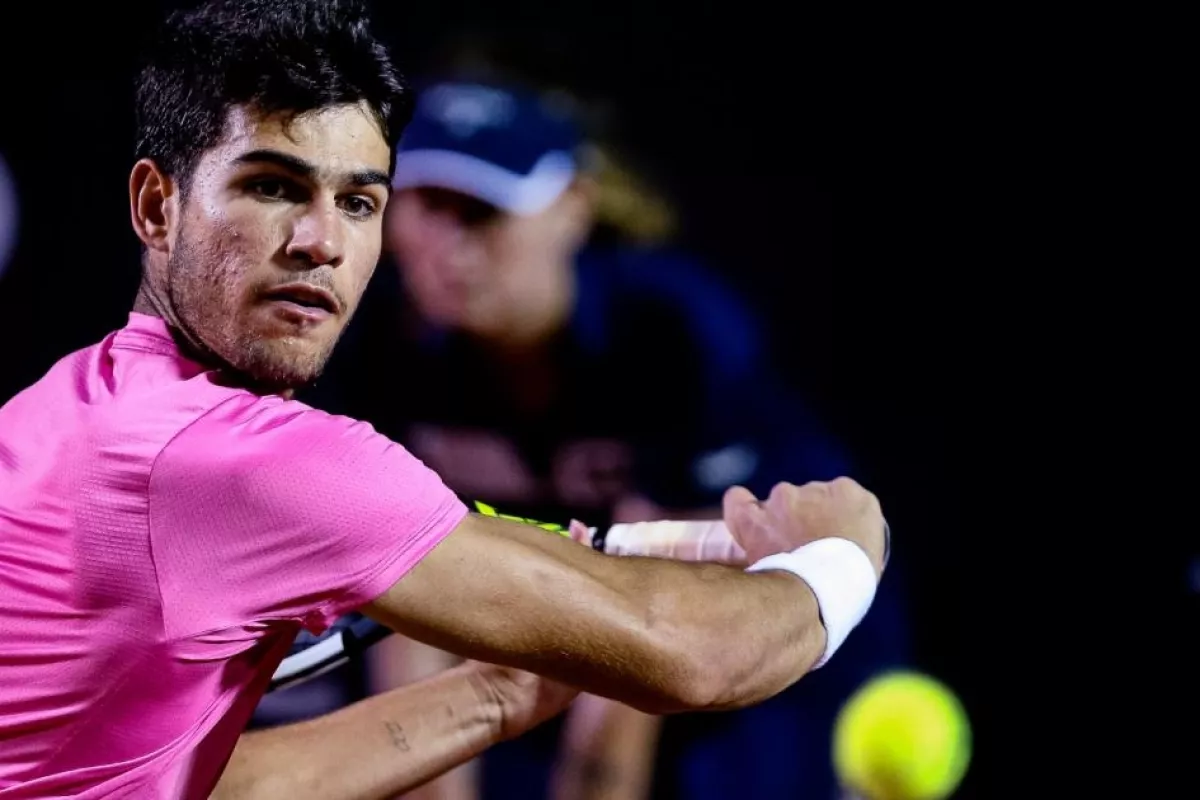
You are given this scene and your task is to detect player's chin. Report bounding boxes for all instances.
[239,321,339,389]
[242,342,330,391]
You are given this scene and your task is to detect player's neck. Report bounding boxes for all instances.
[132,279,184,331]
[132,281,165,319]
[132,280,203,361]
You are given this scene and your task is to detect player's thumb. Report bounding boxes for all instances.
[722,485,768,538]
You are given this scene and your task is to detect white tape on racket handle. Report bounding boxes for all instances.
[589,517,888,570]
[601,520,747,563]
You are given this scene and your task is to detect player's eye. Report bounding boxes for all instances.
[247,177,295,201]
[339,195,378,218]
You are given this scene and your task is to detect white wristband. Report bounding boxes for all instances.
[746,538,878,669]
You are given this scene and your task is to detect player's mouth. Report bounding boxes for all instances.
[260,283,341,324]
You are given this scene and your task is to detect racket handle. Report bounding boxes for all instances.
[569,519,747,565]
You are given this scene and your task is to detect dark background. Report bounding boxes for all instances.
[0,1,995,794]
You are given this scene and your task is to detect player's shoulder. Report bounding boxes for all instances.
[1,329,235,472]
[574,246,765,376]
[148,389,435,533]
[156,390,387,476]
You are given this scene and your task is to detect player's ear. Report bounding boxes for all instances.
[129,158,179,254]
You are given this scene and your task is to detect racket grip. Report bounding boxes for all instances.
[570,519,748,565]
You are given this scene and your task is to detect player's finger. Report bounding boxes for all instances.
[568,519,592,545]
[722,485,770,540]
[722,485,763,520]
[722,484,758,507]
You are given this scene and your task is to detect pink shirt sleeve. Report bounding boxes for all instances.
[148,394,468,637]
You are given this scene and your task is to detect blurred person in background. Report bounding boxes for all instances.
[300,36,911,800]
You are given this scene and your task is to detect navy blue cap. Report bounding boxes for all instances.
[392,81,583,215]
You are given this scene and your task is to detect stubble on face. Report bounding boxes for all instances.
[167,218,343,390]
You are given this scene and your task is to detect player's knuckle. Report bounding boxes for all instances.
[831,475,860,492]
[768,481,798,502]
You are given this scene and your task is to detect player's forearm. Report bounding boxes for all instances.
[460,555,824,713]
[369,515,827,716]
[211,662,504,800]
[519,518,827,711]
[589,558,828,712]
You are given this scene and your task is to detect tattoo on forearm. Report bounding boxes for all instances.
[384,721,410,752]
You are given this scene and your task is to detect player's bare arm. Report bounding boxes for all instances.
[364,478,886,715]
[371,518,823,715]
[212,663,577,800]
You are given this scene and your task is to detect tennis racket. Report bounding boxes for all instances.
[268,503,889,693]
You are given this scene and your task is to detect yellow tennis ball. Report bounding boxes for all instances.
[833,671,971,800]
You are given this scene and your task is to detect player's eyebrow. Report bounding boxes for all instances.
[233,149,391,191]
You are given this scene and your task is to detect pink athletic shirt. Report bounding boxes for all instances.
[0,313,468,798]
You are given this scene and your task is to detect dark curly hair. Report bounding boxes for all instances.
[134,0,409,193]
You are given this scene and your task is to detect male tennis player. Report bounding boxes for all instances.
[0,1,888,797]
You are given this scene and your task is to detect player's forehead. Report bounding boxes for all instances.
[196,104,392,185]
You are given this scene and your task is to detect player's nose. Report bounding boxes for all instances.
[286,201,345,268]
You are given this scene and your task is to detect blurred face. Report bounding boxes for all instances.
[385,186,587,338]
[156,104,391,388]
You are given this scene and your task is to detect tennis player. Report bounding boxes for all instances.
[0,1,889,797]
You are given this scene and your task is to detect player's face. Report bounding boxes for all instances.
[168,104,391,388]
[385,186,583,337]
